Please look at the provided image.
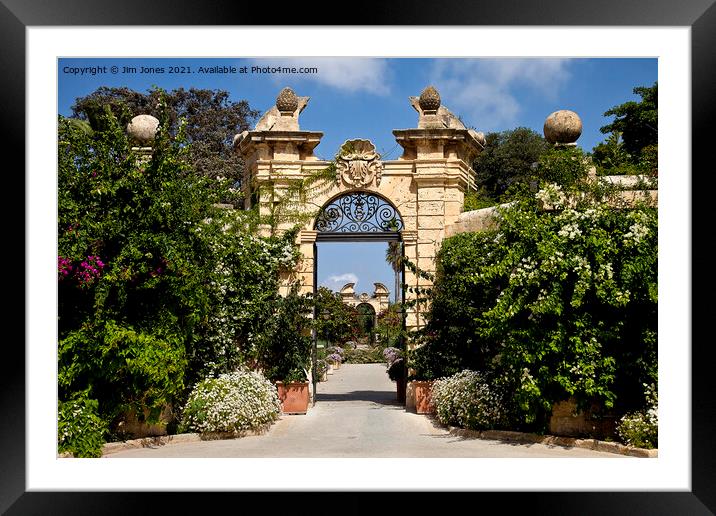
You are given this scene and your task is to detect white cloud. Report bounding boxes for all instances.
[250,58,390,95]
[429,58,572,131]
[321,273,358,292]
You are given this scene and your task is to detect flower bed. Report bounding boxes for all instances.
[179,369,281,435]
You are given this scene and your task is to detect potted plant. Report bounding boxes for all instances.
[258,283,313,415]
[315,359,329,382]
[327,352,343,370]
[387,357,406,404]
[406,341,436,414]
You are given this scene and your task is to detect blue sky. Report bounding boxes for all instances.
[58,57,657,302]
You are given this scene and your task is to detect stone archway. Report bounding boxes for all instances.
[234,85,484,335]
[338,282,390,314]
[355,302,377,341]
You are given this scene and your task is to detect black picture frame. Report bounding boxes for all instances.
[7,1,714,513]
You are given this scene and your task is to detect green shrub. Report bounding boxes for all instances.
[431,370,508,430]
[58,392,108,458]
[343,347,384,364]
[179,369,281,434]
[537,146,589,187]
[419,172,657,429]
[58,320,187,426]
[256,283,313,384]
[616,383,658,448]
[463,190,498,212]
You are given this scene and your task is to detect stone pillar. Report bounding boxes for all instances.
[392,86,485,334]
[400,229,419,335]
[234,87,327,295]
[126,114,159,165]
[234,87,325,239]
[298,230,317,296]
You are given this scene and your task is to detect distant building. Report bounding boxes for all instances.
[338,282,390,315]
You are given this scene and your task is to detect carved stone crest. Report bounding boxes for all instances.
[336,139,383,188]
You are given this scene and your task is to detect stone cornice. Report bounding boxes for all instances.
[299,230,318,243]
[235,130,324,156]
[401,230,418,243]
[392,127,484,148]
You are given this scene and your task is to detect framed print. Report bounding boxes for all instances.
[7,0,715,513]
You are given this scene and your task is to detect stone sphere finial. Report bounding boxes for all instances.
[418,85,441,112]
[276,87,299,114]
[543,110,583,144]
[126,114,159,145]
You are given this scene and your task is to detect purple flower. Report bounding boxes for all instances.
[383,347,402,366]
[57,256,73,279]
[72,254,106,286]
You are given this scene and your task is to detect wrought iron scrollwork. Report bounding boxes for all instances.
[315,192,403,233]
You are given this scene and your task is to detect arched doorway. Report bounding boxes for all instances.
[312,190,406,404]
[356,302,377,342]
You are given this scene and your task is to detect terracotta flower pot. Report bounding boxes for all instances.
[412,380,435,414]
[276,381,309,414]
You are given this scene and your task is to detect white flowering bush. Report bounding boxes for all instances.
[179,369,281,435]
[431,371,508,430]
[414,145,657,430]
[535,182,567,209]
[617,383,658,448]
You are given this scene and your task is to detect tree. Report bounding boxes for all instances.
[71,86,259,199]
[356,303,376,338]
[591,132,633,174]
[470,127,549,207]
[376,304,406,349]
[599,82,657,160]
[385,241,402,304]
[312,287,360,344]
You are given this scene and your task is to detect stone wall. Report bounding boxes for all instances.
[444,177,658,238]
[549,398,618,440]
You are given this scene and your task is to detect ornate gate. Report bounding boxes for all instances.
[311,191,405,404]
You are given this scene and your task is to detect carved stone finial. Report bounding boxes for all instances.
[126,114,159,145]
[335,139,383,188]
[544,110,583,144]
[418,85,441,113]
[276,87,299,114]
